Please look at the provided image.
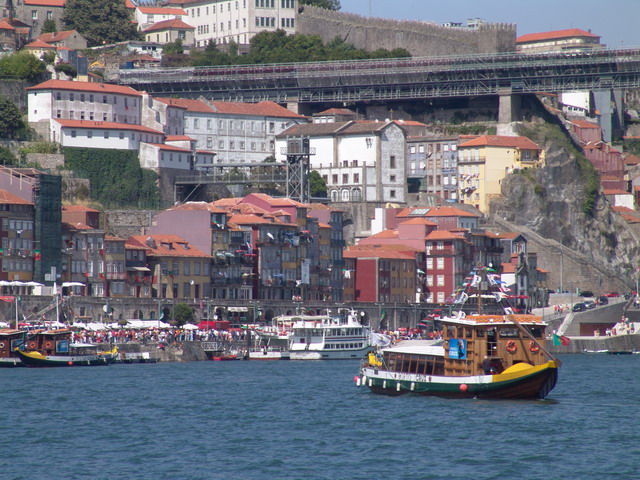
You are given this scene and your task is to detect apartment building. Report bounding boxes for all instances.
[166,0,297,47]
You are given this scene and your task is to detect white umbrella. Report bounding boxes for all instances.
[183,323,198,330]
[62,282,85,287]
[25,281,44,287]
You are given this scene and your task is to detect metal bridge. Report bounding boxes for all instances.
[116,47,640,103]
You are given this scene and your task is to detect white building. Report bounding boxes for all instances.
[51,119,165,149]
[135,6,188,31]
[165,0,297,47]
[275,120,408,204]
[141,94,186,136]
[153,97,307,163]
[27,80,143,135]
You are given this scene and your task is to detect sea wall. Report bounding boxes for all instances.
[296,6,516,57]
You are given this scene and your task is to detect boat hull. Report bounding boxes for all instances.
[15,349,110,367]
[0,356,23,367]
[290,346,370,360]
[248,350,290,360]
[359,361,558,400]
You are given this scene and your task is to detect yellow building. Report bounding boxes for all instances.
[127,234,211,300]
[457,135,543,212]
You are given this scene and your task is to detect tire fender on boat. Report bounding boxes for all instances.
[0,342,4,349]
[44,341,53,349]
[529,341,540,353]
[506,341,517,354]
[28,341,37,349]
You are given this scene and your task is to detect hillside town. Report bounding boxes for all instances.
[0,0,639,327]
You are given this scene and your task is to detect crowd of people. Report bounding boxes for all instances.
[70,327,248,346]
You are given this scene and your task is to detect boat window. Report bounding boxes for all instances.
[527,326,543,338]
[465,327,473,338]
[499,328,520,338]
[457,326,465,337]
[476,329,485,337]
[446,325,455,338]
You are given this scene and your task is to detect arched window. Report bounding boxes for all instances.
[341,189,350,202]
[352,188,362,202]
[331,190,338,202]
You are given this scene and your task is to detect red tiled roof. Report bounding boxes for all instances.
[128,234,210,258]
[154,97,305,118]
[54,119,164,135]
[0,20,15,30]
[143,18,194,32]
[24,0,65,6]
[146,143,191,152]
[569,119,599,129]
[125,0,136,8]
[399,217,437,226]
[37,30,77,43]
[165,135,194,141]
[63,205,99,213]
[315,108,355,115]
[517,28,600,44]
[137,6,187,14]
[425,230,464,241]
[621,214,640,224]
[603,189,630,195]
[612,206,636,213]
[27,79,142,96]
[167,202,226,213]
[344,249,414,260]
[25,39,56,49]
[458,135,541,150]
[0,190,33,205]
[366,230,399,240]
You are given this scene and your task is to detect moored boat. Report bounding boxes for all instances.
[287,309,373,360]
[15,329,110,367]
[357,265,559,400]
[0,329,27,367]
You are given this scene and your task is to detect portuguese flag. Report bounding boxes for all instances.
[553,334,571,346]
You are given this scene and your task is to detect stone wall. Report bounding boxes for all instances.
[0,79,28,110]
[105,209,157,239]
[296,6,516,57]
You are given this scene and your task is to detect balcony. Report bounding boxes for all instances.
[105,272,126,280]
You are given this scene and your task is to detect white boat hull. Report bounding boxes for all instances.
[289,346,370,360]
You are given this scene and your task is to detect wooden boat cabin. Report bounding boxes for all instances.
[441,314,548,377]
[379,314,548,378]
[0,329,26,359]
[25,329,73,355]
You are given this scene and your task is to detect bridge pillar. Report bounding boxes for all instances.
[286,101,312,116]
[498,89,521,124]
[593,89,614,143]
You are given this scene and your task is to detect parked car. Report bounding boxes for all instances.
[579,291,594,298]
[598,296,609,305]
[572,302,587,312]
[584,300,596,309]
[604,292,620,297]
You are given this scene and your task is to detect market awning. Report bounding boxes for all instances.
[128,266,151,272]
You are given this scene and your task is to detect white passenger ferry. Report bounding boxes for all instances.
[287,309,372,360]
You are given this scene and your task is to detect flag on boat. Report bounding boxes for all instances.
[553,334,571,346]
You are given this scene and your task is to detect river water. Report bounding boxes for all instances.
[1,354,637,480]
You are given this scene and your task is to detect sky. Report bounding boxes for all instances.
[338,0,640,48]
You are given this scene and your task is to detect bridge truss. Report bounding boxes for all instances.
[117,48,640,103]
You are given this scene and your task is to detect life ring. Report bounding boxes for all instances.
[506,341,517,354]
[44,341,53,349]
[28,341,37,350]
[0,342,4,349]
[529,341,540,353]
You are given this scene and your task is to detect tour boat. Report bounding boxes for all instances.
[15,329,111,367]
[286,309,372,360]
[0,329,27,367]
[357,265,559,399]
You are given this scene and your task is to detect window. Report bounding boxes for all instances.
[342,174,348,184]
[31,10,37,19]
[390,155,396,168]
[436,257,444,269]
[390,190,396,198]
[437,275,444,286]
[71,130,76,138]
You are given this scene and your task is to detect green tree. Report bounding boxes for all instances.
[0,96,26,140]
[310,170,327,198]
[163,38,184,55]
[173,303,195,327]
[190,40,232,66]
[41,18,57,34]
[0,146,18,166]
[300,0,341,10]
[0,52,46,80]
[62,0,139,47]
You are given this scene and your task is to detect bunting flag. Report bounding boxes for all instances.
[0,296,15,302]
[553,334,571,346]
[380,309,387,320]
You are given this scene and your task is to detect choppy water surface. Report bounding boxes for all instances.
[1,354,638,480]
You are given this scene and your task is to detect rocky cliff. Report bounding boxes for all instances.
[489,120,640,290]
